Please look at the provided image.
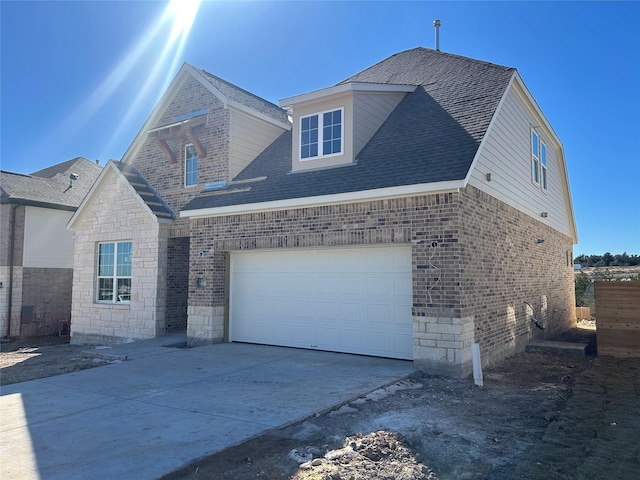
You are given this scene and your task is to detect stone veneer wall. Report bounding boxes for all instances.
[70,172,169,344]
[0,204,25,337]
[188,187,575,376]
[0,266,22,337]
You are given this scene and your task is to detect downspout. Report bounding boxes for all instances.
[5,202,20,338]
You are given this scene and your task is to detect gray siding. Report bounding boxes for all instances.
[468,82,572,238]
[353,92,406,158]
[230,109,286,179]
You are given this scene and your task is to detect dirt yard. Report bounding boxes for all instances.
[2,329,639,479]
[0,336,108,386]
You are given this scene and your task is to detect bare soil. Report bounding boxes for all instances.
[2,329,639,479]
[0,336,108,386]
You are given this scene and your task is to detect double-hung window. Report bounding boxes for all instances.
[97,241,132,303]
[540,141,548,190]
[300,108,343,160]
[531,130,540,185]
[185,144,198,187]
[531,129,548,191]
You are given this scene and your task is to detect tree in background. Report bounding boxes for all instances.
[574,252,640,267]
[575,273,594,308]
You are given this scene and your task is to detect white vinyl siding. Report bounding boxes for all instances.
[468,83,571,237]
[230,246,413,360]
[23,206,74,268]
[353,92,406,158]
[230,109,287,179]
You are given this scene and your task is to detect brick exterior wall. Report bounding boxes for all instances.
[458,185,575,370]
[187,186,575,376]
[166,236,189,331]
[69,171,170,344]
[130,76,231,238]
[21,268,73,317]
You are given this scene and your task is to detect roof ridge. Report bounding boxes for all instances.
[196,67,284,111]
[338,46,514,86]
[0,170,32,178]
[414,46,515,71]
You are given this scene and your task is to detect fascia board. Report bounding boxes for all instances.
[1,198,76,212]
[110,166,170,225]
[67,161,120,230]
[186,65,291,130]
[513,73,577,243]
[180,180,464,218]
[67,161,166,230]
[512,73,563,149]
[280,83,417,107]
[464,72,516,187]
[184,63,228,106]
[226,100,291,130]
[559,142,579,243]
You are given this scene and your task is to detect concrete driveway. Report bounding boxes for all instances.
[0,336,414,480]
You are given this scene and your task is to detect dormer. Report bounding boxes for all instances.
[280,83,416,173]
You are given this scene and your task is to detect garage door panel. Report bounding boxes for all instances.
[231,246,413,360]
[394,276,412,295]
[320,249,361,270]
[293,275,317,294]
[367,303,393,324]
[366,248,396,269]
[366,331,392,353]
[317,275,338,294]
[316,301,339,320]
[367,275,392,296]
[293,300,318,318]
[394,333,414,357]
[273,299,293,316]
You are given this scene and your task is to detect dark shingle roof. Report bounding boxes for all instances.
[183,47,515,212]
[114,162,175,220]
[190,65,289,125]
[0,157,102,209]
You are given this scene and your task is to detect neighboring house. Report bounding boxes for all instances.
[0,157,102,338]
[68,47,578,377]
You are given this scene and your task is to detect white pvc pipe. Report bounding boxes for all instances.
[472,343,483,387]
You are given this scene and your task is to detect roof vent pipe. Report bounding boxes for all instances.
[433,19,441,51]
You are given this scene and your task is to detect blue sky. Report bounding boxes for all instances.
[1,1,638,256]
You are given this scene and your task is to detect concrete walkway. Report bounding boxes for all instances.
[0,337,414,480]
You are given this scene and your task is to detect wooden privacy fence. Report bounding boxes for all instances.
[575,307,591,320]
[594,282,640,357]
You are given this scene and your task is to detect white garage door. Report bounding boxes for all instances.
[230,245,413,359]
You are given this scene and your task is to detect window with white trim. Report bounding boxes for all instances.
[540,141,548,190]
[531,129,540,185]
[531,129,548,191]
[185,144,198,186]
[97,241,132,303]
[300,108,343,160]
